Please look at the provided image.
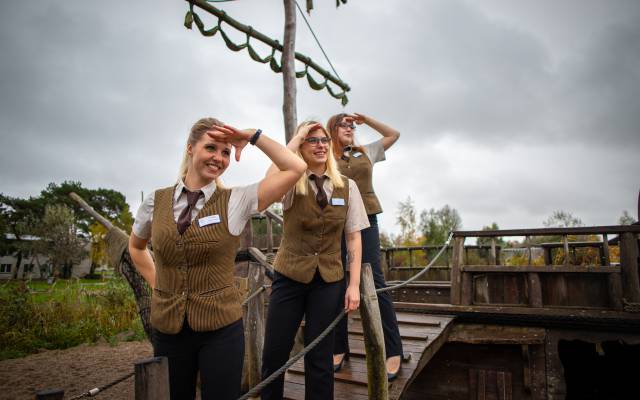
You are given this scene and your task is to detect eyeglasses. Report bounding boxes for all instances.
[304,137,331,145]
[337,122,356,130]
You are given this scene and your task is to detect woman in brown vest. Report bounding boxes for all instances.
[261,122,370,400]
[327,112,403,380]
[128,118,307,400]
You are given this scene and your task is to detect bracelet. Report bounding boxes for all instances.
[249,129,262,145]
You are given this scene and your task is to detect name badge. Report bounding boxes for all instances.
[198,214,221,227]
[331,198,345,206]
[352,151,363,158]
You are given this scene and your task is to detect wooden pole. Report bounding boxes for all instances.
[135,357,170,400]
[282,0,297,142]
[35,390,64,400]
[620,232,640,303]
[69,192,114,229]
[266,216,274,254]
[242,262,265,392]
[450,236,465,305]
[359,263,389,400]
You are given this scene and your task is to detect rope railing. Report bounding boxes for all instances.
[66,371,135,399]
[184,0,350,105]
[237,232,454,399]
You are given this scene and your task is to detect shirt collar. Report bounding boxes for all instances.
[175,178,217,203]
[305,170,330,179]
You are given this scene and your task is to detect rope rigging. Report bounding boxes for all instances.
[184,0,350,105]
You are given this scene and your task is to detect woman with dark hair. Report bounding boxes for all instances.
[326,112,403,380]
[261,121,369,400]
[129,118,306,400]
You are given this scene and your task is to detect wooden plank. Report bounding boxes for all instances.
[242,262,265,391]
[348,324,442,340]
[455,225,640,237]
[461,270,473,306]
[461,265,621,273]
[388,315,456,400]
[448,324,546,345]
[450,237,465,305]
[620,232,640,302]
[358,262,388,399]
[135,357,170,400]
[394,302,640,322]
[352,311,443,326]
[607,272,624,310]
[474,275,490,304]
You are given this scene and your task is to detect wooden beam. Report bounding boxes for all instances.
[455,225,640,237]
[282,0,297,142]
[358,263,388,399]
[527,273,543,307]
[620,232,640,303]
[242,262,265,392]
[461,265,621,273]
[450,237,464,305]
[135,357,170,400]
[447,323,546,344]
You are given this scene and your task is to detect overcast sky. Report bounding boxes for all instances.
[1,0,638,237]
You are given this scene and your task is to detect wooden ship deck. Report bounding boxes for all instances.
[67,193,640,399]
[242,212,640,399]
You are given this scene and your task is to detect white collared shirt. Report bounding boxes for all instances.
[281,171,370,234]
[132,179,259,239]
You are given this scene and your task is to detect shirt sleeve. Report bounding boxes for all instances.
[363,139,386,164]
[345,179,370,234]
[132,192,155,240]
[228,183,260,236]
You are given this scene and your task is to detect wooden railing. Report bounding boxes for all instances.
[449,226,640,311]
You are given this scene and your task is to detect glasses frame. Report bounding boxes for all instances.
[304,136,332,146]
[337,121,356,130]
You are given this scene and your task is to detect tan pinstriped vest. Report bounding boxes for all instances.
[273,176,350,283]
[150,186,242,334]
[337,151,382,215]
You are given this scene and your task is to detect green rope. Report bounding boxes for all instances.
[184,1,350,105]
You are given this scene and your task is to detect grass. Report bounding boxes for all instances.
[0,276,147,360]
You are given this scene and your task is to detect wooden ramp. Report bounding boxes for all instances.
[283,312,456,400]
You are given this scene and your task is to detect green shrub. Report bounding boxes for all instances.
[0,277,145,360]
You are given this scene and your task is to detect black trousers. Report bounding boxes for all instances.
[152,319,244,400]
[334,214,404,358]
[261,271,342,400]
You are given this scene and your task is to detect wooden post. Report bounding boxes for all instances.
[543,247,553,266]
[526,236,532,265]
[602,234,611,266]
[282,0,297,142]
[461,270,473,306]
[135,357,170,400]
[359,263,389,400]
[240,219,254,249]
[266,216,274,253]
[490,238,497,265]
[450,236,465,305]
[563,235,570,266]
[620,232,640,303]
[242,262,265,392]
[35,390,64,400]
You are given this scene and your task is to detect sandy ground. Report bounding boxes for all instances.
[0,341,153,400]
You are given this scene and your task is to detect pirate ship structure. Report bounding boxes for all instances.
[71,191,640,400]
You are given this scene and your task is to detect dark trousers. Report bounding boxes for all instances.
[152,319,244,400]
[334,214,404,358]
[261,271,342,400]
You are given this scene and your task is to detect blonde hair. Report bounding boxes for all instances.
[178,117,225,188]
[326,113,365,159]
[294,121,345,196]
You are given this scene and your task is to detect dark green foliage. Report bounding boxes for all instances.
[0,277,145,360]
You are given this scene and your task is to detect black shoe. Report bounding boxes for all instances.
[333,353,349,372]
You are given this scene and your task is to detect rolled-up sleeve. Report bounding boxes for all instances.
[363,139,386,164]
[345,179,370,234]
[228,183,259,236]
[132,192,155,239]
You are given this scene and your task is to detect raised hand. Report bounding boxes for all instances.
[206,125,255,162]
